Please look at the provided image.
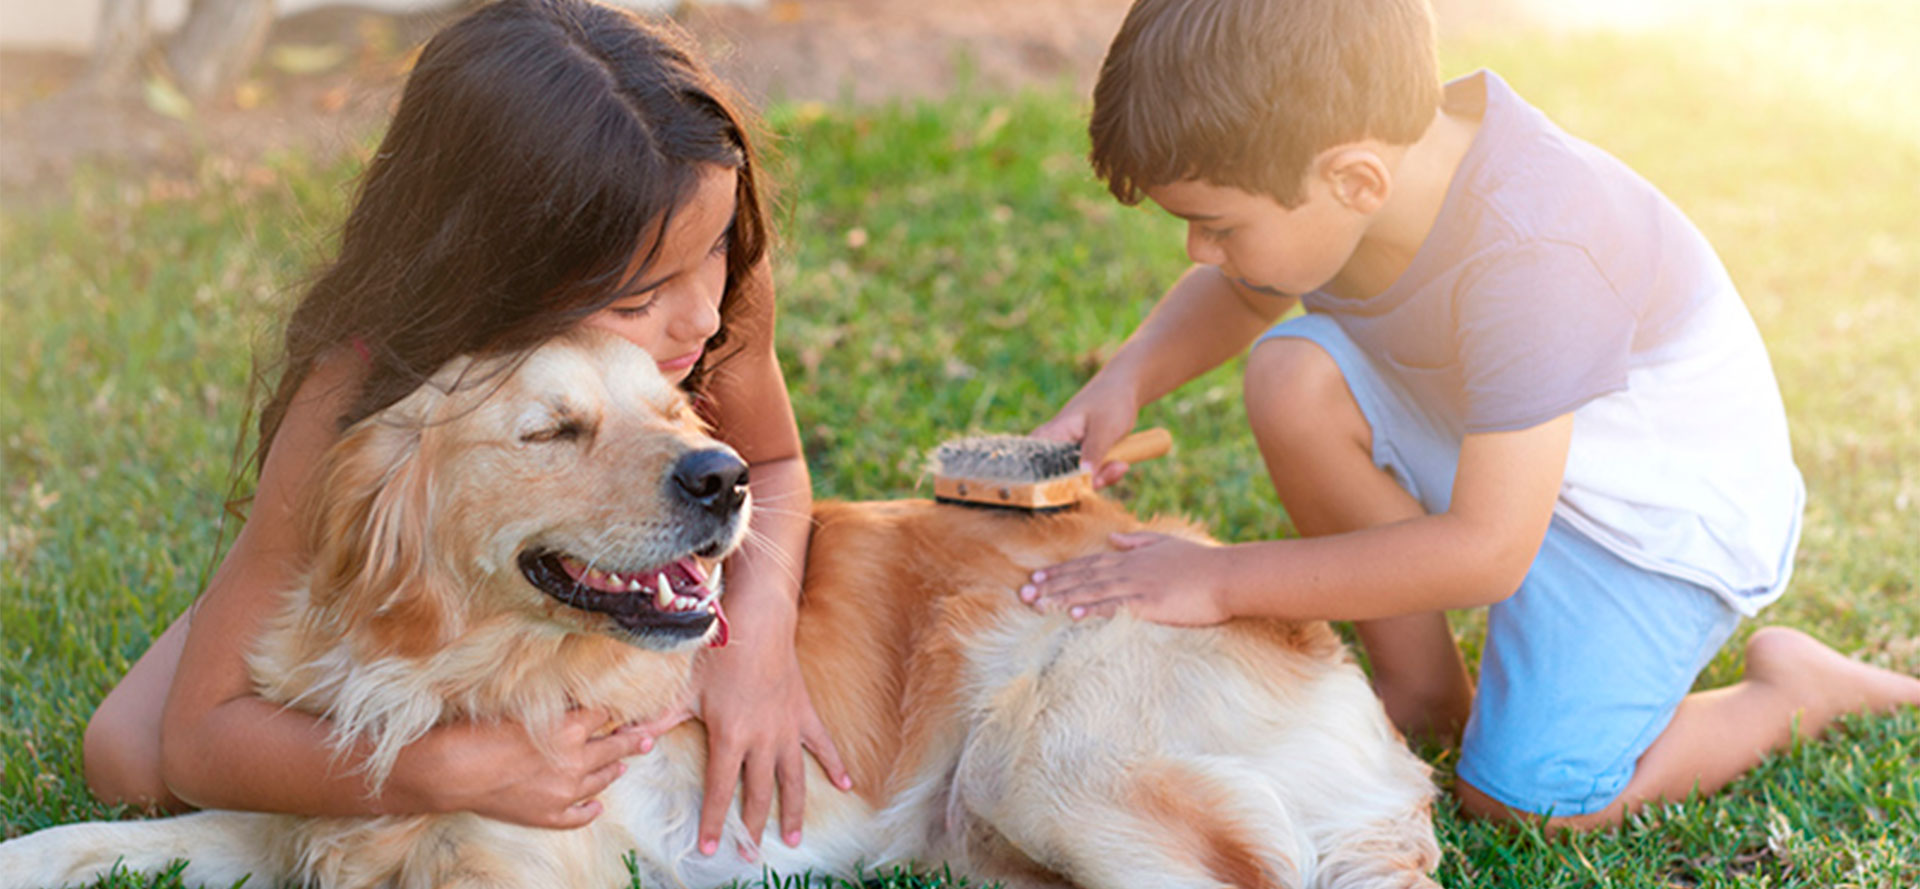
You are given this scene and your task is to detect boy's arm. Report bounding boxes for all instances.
[1036,264,1295,480]
[1023,414,1572,623]
[1107,263,1298,405]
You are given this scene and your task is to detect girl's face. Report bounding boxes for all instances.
[584,164,737,385]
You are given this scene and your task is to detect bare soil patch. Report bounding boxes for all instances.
[0,0,1140,204]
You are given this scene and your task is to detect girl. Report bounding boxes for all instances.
[79,0,850,859]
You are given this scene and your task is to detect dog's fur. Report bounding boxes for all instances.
[0,330,1439,889]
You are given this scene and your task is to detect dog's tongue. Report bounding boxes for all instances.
[707,599,730,648]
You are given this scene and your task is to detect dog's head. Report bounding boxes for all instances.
[302,327,749,657]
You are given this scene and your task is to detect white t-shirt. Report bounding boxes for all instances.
[1302,70,1803,614]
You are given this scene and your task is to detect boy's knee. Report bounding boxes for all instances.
[1452,777,1622,831]
[1243,337,1365,450]
[1450,777,1513,821]
[1453,742,1638,831]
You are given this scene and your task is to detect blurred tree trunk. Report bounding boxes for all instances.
[166,0,277,103]
[80,0,150,96]
[76,0,276,104]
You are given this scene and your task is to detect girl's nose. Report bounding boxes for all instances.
[672,291,722,343]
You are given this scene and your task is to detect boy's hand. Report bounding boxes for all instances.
[1033,376,1141,489]
[1018,532,1232,626]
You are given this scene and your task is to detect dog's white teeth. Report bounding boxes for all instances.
[655,575,674,609]
[626,577,643,593]
[710,563,722,592]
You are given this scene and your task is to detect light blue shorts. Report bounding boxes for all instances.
[1257,313,1741,816]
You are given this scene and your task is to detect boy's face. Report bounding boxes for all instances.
[1144,176,1369,300]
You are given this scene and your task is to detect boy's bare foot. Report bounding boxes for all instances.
[1742,626,1920,726]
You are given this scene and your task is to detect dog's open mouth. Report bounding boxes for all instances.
[518,550,730,647]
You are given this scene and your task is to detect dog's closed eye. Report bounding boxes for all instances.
[520,420,586,444]
[519,400,595,445]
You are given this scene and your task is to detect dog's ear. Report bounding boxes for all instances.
[303,387,460,659]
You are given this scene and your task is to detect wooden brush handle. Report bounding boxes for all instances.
[1101,427,1173,465]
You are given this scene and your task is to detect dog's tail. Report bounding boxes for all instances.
[0,809,294,889]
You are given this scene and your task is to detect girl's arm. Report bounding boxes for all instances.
[680,258,850,857]
[158,351,648,828]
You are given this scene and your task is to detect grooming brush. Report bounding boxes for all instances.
[930,427,1173,511]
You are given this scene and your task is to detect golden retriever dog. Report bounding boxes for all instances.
[0,329,1439,889]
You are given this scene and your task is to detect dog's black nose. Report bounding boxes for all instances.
[672,449,749,517]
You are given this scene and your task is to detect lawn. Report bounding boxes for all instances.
[4,4,1917,887]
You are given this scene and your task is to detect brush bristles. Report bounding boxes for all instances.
[931,435,1084,483]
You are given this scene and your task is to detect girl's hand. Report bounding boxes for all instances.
[1018,532,1234,626]
[691,617,851,859]
[392,707,651,829]
[1033,376,1142,489]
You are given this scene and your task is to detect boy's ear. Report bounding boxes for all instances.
[1317,146,1392,215]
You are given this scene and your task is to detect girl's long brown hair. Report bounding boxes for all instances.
[249,0,770,488]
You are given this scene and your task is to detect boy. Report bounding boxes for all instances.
[1021,0,1920,828]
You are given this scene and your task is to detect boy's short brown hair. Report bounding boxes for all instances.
[1090,0,1442,208]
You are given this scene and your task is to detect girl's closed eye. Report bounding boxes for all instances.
[1201,225,1234,242]
[612,295,657,318]
[708,220,734,258]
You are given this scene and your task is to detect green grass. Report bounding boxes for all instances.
[5,4,1919,887]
